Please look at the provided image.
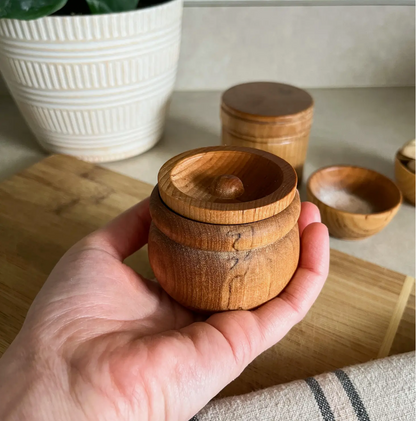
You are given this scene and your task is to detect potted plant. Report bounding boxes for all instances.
[0,0,182,162]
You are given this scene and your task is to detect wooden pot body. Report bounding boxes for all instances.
[148,187,300,312]
[221,83,314,184]
[395,154,415,206]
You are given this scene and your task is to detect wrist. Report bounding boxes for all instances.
[0,338,70,421]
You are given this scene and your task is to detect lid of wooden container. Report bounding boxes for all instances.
[157,146,297,225]
[222,82,313,122]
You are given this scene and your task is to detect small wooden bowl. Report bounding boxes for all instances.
[395,153,415,206]
[307,166,402,240]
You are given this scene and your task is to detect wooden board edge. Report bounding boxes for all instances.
[378,275,416,358]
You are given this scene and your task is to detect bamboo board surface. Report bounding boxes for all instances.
[0,155,414,397]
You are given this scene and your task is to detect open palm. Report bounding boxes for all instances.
[0,198,329,421]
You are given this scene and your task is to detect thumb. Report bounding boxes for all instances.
[79,197,151,261]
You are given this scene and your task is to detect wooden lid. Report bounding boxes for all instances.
[157,146,298,225]
[222,82,313,122]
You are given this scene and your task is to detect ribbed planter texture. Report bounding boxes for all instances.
[0,0,182,162]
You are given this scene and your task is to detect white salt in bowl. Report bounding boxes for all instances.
[306,165,402,240]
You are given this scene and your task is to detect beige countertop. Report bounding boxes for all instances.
[0,88,415,276]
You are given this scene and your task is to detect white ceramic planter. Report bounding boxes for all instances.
[0,0,182,162]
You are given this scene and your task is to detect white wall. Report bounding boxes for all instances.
[0,5,414,94]
[176,5,415,89]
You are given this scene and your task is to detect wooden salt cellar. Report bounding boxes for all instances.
[221,82,314,183]
[307,166,402,240]
[148,146,300,312]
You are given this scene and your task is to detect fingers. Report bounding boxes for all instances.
[205,221,329,373]
[252,222,329,351]
[164,223,328,416]
[83,197,151,261]
[298,201,321,236]
[172,222,329,401]
[124,205,329,418]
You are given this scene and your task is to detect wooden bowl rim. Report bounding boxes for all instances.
[395,153,416,177]
[158,146,298,224]
[307,165,402,217]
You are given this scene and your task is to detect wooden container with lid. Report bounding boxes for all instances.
[221,82,314,183]
[148,146,300,312]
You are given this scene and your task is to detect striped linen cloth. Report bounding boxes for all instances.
[191,352,415,421]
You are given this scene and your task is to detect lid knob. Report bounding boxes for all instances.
[210,174,245,200]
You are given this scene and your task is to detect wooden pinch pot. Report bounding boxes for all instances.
[307,166,402,240]
[148,146,300,312]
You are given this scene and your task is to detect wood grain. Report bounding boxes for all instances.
[222,129,310,185]
[389,281,415,357]
[378,276,415,358]
[220,105,313,138]
[150,188,301,253]
[158,146,298,225]
[0,155,414,395]
[0,155,153,355]
[153,146,301,311]
[395,154,415,206]
[149,188,301,311]
[307,165,402,240]
[210,174,245,200]
[221,82,313,121]
[221,82,314,183]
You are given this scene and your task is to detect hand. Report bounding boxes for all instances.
[0,198,329,421]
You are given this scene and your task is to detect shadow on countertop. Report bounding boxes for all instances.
[0,96,46,181]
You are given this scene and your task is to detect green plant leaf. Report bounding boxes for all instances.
[0,0,68,19]
[86,0,139,14]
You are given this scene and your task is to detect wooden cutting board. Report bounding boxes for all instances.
[0,155,414,397]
